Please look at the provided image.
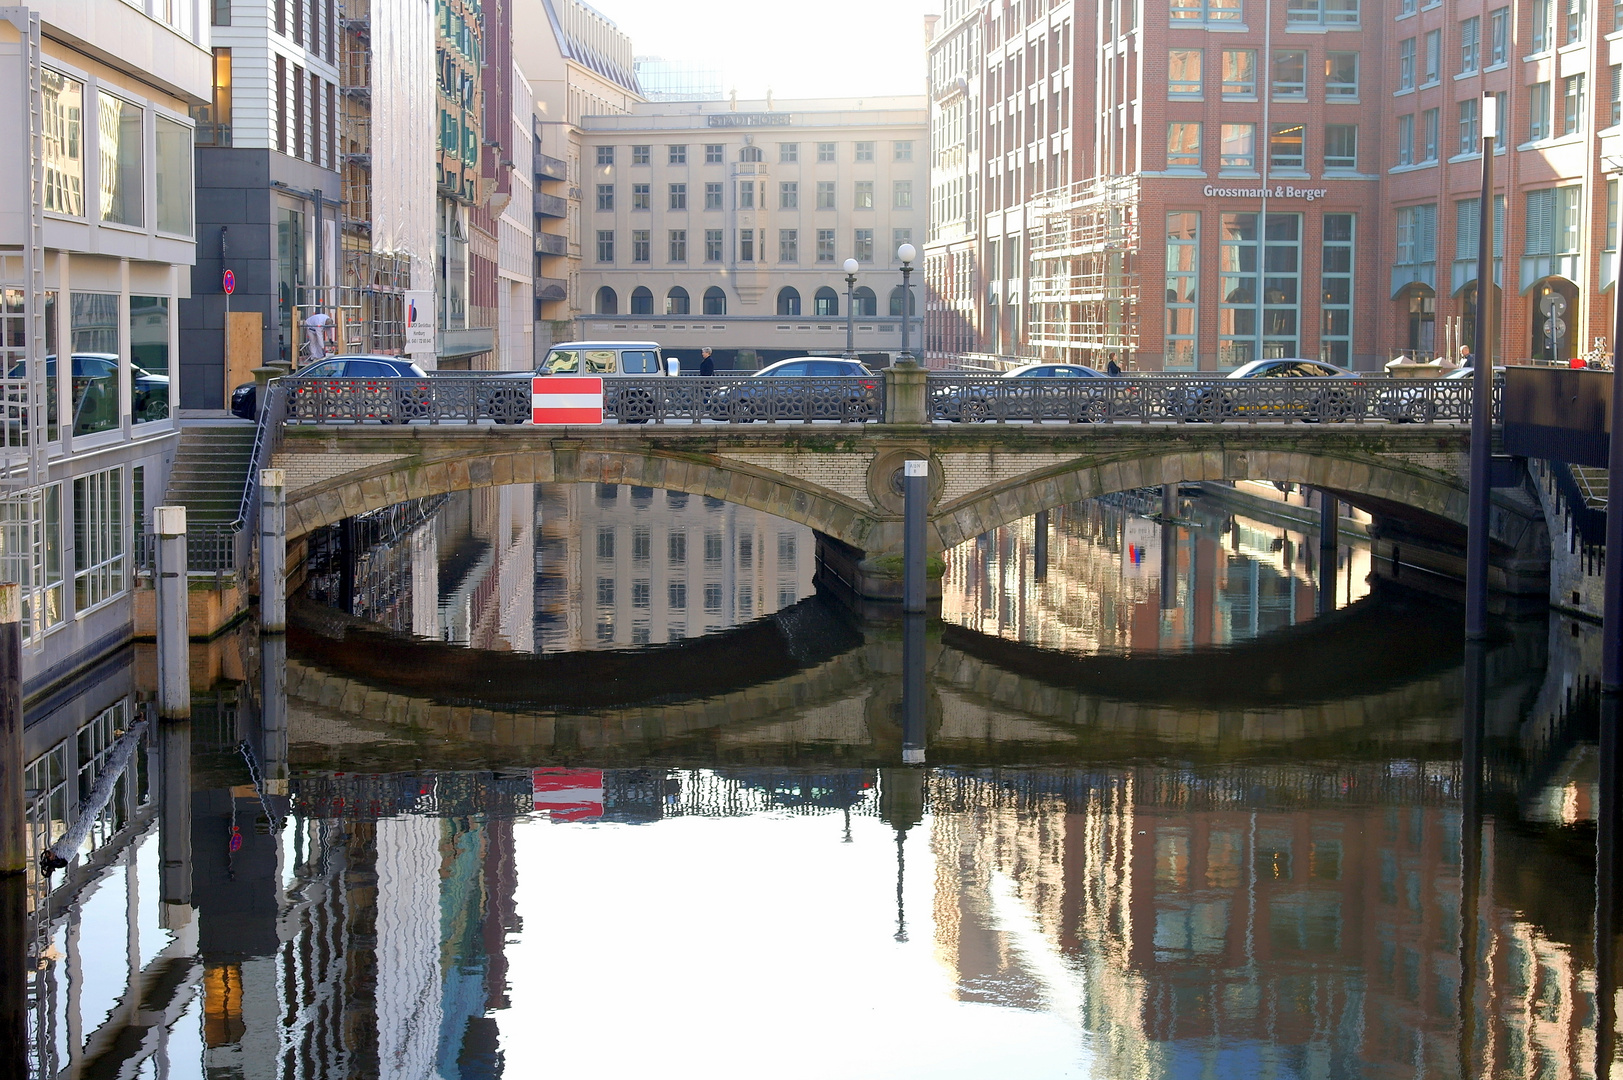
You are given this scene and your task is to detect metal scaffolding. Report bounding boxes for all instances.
[1026,176,1140,361]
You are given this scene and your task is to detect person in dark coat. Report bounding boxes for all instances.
[699,347,715,377]
[1105,354,1122,376]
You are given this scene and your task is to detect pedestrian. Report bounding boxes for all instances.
[1105,353,1122,376]
[699,346,715,377]
[304,310,333,364]
[1456,344,1473,368]
[666,352,681,377]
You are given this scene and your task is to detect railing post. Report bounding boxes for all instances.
[155,506,190,721]
[0,584,22,876]
[904,460,927,614]
[260,469,286,633]
[884,364,928,424]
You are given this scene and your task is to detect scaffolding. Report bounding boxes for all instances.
[1026,176,1140,361]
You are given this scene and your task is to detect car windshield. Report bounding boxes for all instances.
[543,350,579,374]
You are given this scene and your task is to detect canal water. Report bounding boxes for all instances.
[14,482,1611,1079]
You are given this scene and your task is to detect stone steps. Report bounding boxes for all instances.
[163,422,257,529]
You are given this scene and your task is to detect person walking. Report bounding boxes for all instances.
[1105,353,1122,376]
[699,347,715,377]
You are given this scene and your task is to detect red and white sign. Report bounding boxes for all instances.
[532,768,604,822]
[532,376,604,425]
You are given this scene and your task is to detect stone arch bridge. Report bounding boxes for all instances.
[274,423,1548,601]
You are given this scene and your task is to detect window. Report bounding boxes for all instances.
[596,183,613,211]
[1170,50,1203,96]
[894,140,913,161]
[596,577,614,606]
[630,286,653,314]
[1395,203,1437,265]
[1456,195,1505,263]
[632,580,650,608]
[1420,108,1438,161]
[74,468,124,612]
[632,229,650,262]
[191,48,232,148]
[1609,180,1617,253]
[1165,212,1199,369]
[780,142,799,163]
[1533,0,1553,49]
[889,285,914,317]
[738,229,754,262]
[1530,82,1551,140]
[1222,50,1256,97]
[1525,187,1582,254]
[1401,0,1416,13]
[780,181,798,209]
[738,181,754,209]
[854,181,874,208]
[816,229,835,261]
[632,183,650,210]
[1460,17,1480,73]
[739,145,762,163]
[855,141,875,162]
[705,229,723,261]
[1167,122,1202,168]
[98,94,143,226]
[705,143,723,164]
[1218,213,1302,367]
[668,230,686,262]
[1273,51,1306,98]
[1271,122,1306,170]
[1398,39,1415,91]
[816,181,836,209]
[666,286,690,315]
[1287,0,1359,25]
[1220,123,1256,169]
[597,230,614,262]
[596,286,618,314]
[854,228,874,262]
[777,286,801,315]
[814,286,839,316]
[816,141,836,162]
[1422,30,1440,85]
[669,144,687,164]
[1397,114,1415,165]
[1562,74,1585,135]
[1325,124,1358,169]
[894,180,913,209]
[1326,52,1358,98]
[155,116,193,235]
[667,183,686,210]
[1563,0,1584,43]
[853,286,877,316]
[1489,7,1508,64]
[779,230,798,263]
[1458,98,1479,154]
[597,145,614,166]
[1614,65,1622,128]
[631,144,649,165]
[893,228,912,251]
[0,485,63,642]
[705,182,723,210]
[1170,0,1242,21]
[1320,215,1355,366]
[703,286,727,314]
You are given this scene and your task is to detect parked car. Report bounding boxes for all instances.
[532,341,668,423]
[7,353,169,431]
[231,355,429,420]
[715,357,881,422]
[1172,358,1361,422]
[937,361,1117,423]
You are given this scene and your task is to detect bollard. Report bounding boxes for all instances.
[0,584,21,876]
[155,506,190,721]
[259,469,287,633]
[1319,491,1338,549]
[903,460,927,614]
[1033,510,1049,582]
[1162,483,1176,520]
[158,715,192,917]
[901,613,927,765]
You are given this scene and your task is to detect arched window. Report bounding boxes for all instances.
[777,287,801,316]
[703,286,727,315]
[889,285,916,316]
[814,286,839,317]
[666,286,690,315]
[740,145,763,162]
[853,286,877,317]
[596,286,618,315]
[630,286,654,315]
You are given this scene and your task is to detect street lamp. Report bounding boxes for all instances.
[896,242,917,365]
[843,257,859,359]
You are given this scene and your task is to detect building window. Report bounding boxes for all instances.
[1165,212,1198,369]
[1397,114,1415,165]
[1221,123,1256,169]
[155,116,193,235]
[98,94,143,227]
[854,228,874,262]
[630,286,653,314]
[705,143,723,164]
[596,576,614,606]
[1455,195,1505,266]
[73,468,124,613]
[1273,51,1306,98]
[1525,186,1582,255]
[893,180,913,209]
[1395,203,1437,266]
[816,181,836,210]
[1325,124,1358,169]
[855,141,875,162]
[0,485,63,642]
[816,141,836,162]
[596,286,618,314]
[597,230,614,262]
[779,229,798,263]
[669,144,687,165]
[1218,213,1301,367]
[632,183,650,211]
[894,140,913,161]
[631,144,649,165]
[1460,16,1480,73]
[1533,0,1553,49]
[669,183,686,210]
[1420,109,1438,162]
[1321,214,1355,367]
[632,229,650,262]
[738,181,754,209]
[740,145,762,163]
[816,229,835,262]
[596,184,613,211]
[666,286,690,315]
[893,228,912,251]
[1401,0,1416,14]
[1422,30,1440,85]
[1170,0,1242,22]
[669,230,687,262]
[1169,50,1203,97]
[854,286,877,316]
[1489,7,1508,64]
[190,50,232,149]
[704,229,722,261]
[1287,0,1359,26]
[780,181,798,209]
[1398,39,1415,91]
[777,286,801,314]
[1608,180,1618,253]
[1222,50,1256,97]
[779,143,799,163]
[854,181,874,209]
[814,286,839,316]
[1167,122,1202,168]
[703,286,726,314]
[1271,122,1305,170]
[1530,82,1551,140]
[597,145,614,166]
[738,229,754,262]
[1458,98,1479,154]
[1324,52,1358,99]
[1562,74,1586,135]
[701,182,721,210]
[1563,0,1584,43]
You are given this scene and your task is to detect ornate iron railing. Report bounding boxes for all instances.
[286,375,885,425]
[925,373,1499,425]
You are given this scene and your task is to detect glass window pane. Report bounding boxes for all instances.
[155,116,192,235]
[98,94,143,226]
[130,296,169,424]
[43,71,85,217]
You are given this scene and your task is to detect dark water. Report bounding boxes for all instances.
[15,485,1615,1079]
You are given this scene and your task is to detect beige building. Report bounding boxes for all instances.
[574,96,929,368]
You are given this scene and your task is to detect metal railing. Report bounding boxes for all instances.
[135,523,241,578]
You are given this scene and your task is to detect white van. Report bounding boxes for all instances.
[536,341,665,378]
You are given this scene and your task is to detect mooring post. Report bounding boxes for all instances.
[155,506,190,721]
[260,469,287,633]
[1033,509,1049,582]
[259,634,287,791]
[1159,522,1177,612]
[0,584,22,876]
[158,713,192,918]
[901,613,927,765]
[1465,93,1497,641]
[903,460,927,614]
[1319,491,1337,549]
[1162,484,1176,520]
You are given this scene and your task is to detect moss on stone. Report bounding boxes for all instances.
[863,553,945,580]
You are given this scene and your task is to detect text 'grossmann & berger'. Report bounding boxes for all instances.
[1202,185,1331,201]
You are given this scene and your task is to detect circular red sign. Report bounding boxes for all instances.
[222,269,235,295]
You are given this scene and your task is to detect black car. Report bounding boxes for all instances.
[7,353,170,431]
[937,361,1117,423]
[231,355,429,419]
[713,357,881,422]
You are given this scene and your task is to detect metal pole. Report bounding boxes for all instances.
[1162,483,1176,520]
[1034,509,1049,582]
[1319,491,1337,549]
[0,584,22,876]
[155,506,190,720]
[1465,94,1496,640]
[901,612,926,765]
[0,874,24,1076]
[844,263,857,359]
[158,713,192,913]
[260,633,287,792]
[1458,638,1488,1075]
[1605,165,1623,688]
[899,267,913,362]
[903,459,927,613]
[260,469,287,633]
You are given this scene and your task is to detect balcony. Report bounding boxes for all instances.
[536,277,568,302]
[536,232,567,257]
[534,191,567,219]
[536,153,567,183]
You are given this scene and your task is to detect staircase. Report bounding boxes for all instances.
[162,420,257,531]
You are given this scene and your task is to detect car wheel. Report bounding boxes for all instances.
[141,397,170,421]
[1189,389,1229,423]
[1308,388,1354,424]
[1401,398,1434,424]
[611,387,655,424]
[960,398,991,424]
[484,382,529,425]
[1079,399,1108,424]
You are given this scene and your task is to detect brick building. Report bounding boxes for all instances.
[926,0,1623,371]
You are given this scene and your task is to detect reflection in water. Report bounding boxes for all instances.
[942,492,1372,654]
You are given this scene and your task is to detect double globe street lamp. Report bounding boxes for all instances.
[843,257,860,359]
